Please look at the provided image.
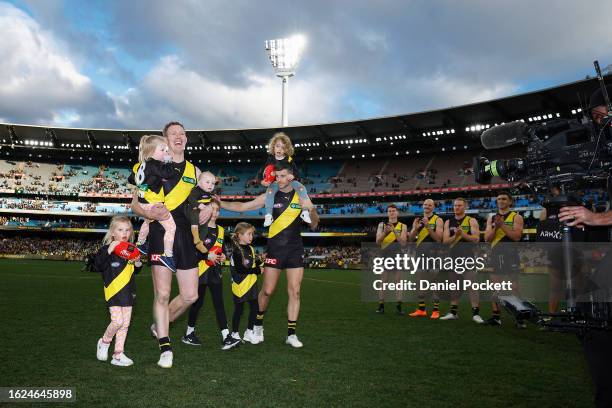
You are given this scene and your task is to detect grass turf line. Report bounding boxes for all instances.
[0,260,595,407]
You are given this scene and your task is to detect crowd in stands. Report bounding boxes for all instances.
[0,236,99,261]
[306,245,362,269]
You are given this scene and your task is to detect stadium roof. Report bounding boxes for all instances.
[0,75,608,161]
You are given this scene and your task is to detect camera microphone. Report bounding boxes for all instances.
[480,121,529,150]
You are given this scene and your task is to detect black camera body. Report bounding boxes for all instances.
[474,118,612,190]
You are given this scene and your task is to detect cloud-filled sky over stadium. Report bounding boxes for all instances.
[1,0,612,130]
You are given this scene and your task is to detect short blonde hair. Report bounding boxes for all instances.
[103,216,134,245]
[138,135,167,163]
[267,132,294,157]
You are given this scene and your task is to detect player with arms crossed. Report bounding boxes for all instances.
[219,162,319,348]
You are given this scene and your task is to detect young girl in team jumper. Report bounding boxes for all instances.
[95,216,142,366]
[261,132,314,227]
[229,222,264,344]
[128,135,177,272]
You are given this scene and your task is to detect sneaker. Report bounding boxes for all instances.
[408,309,427,317]
[231,331,242,341]
[253,325,264,343]
[181,332,201,346]
[286,334,303,348]
[376,306,385,314]
[516,319,527,329]
[430,311,440,319]
[222,335,241,350]
[160,255,177,273]
[150,323,158,339]
[111,352,134,366]
[439,312,459,320]
[136,242,148,256]
[157,350,173,368]
[300,209,312,224]
[472,314,485,324]
[263,214,273,227]
[96,338,110,361]
[485,317,502,326]
[243,329,260,345]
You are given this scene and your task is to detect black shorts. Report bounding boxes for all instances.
[265,243,304,269]
[149,222,198,270]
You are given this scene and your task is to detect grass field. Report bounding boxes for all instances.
[0,260,595,407]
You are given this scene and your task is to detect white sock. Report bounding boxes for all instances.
[186,326,195,336]
[221,328,229,339]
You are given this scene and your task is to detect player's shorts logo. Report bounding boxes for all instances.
[265,257,277,265]
[151,254,161,261]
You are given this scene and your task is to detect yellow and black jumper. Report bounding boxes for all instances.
[195,224,226,285]
[230,244,263,303]
[264,188,304,269]
[94,244,142,307]
[128,159,175,204]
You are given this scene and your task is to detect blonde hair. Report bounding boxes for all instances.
[267,132,294,157]
[231,222,255,259]
[103,216,134,245]
[138,135,167,163]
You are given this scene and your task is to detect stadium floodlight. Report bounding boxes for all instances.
[265,34,307,127]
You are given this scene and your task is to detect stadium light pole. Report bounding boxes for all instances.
[265,34,306,127]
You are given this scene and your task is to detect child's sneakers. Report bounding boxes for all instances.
[243,329,260,345]
[157,350,173,368]
[300,209,312,224]
[160,254,176,273]
[136,241,148,256]
[263,214,273,227]
[111,352,134,366]
[96,338,110,361]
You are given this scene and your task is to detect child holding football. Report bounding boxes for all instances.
[94,216,142,366]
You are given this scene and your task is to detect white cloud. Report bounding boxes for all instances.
[0,2,97,125]
[110,55,343,129]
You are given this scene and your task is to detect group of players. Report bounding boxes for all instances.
[94,122,318,368]
[375,193,524,326]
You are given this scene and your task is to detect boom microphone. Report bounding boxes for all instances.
[480,121,528,150]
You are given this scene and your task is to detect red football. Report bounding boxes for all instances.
[263,164,276,183]
[113,241,140,261]
[205,245,223,266]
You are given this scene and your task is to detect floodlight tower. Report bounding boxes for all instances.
[265,34,306,127]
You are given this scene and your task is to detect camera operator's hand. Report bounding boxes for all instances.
[558,206,596,228]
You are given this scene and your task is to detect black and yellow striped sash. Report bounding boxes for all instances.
[451,216,472,248]
[232,246,257,297]
[381,222,404,249]
[198,226,225,277]
[104,263,134,301]
[164,161,197,211]
[416,215,439,246]
[492,211,517,248]
[268,192,301,239]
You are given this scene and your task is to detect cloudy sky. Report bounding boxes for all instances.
[1,0,611,130]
